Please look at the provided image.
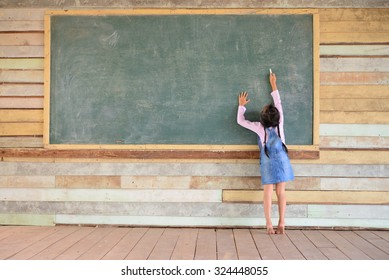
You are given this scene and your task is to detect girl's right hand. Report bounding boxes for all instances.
[270,73,277,91]
[239,92,250,106]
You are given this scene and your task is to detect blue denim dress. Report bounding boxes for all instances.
[259,127,294,185]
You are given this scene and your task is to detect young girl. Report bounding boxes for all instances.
[237,72,294,234]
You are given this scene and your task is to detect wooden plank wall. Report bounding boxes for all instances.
[0,7,388,228]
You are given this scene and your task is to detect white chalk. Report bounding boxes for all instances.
[269,68,272,74]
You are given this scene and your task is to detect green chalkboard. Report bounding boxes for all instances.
[48,13,314,146]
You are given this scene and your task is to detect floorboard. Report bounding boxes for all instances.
[194,228,217,260]
[287,230,327,260]
[251,229,283,260]
[102,227,147,260]
[271,233,305,260]
[355,231,389,255]
[170,228,198,260]
[338,231,389,260]
[320,230,371,260]
[148,228,180,260]
[125,228,165,260]
[216,229,238,260]
[234,229,261,260]
[0,227,387,260]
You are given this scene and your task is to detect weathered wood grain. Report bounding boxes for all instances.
[0,70,43,83]
[0,46,43,57]
[320,136,389,149]
[0,97,43,108]
[0,84,43,96]
[0,123,42,136]
[321,99,389,111]
[321,72,389,85]
[0,188,222,203]
[320,45,389,57]
[0,58,43,70]
[320,85,389,99]
[321,58,389,72]
[321,111,389,124]
[0,21,43,32]
[320,32,389,44]
[321,21,389,33]
[223,190,389,204]
[0,137,43,148]
[320,124,389,137]
[56,175,121,189]
[0,9,45,20]
[319,9,389,22]
[0,148,319,160]
[0,34,43,46]
[0,109,42,122]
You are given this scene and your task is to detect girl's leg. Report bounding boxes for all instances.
[263,184,275,234]
[275,182,286,234]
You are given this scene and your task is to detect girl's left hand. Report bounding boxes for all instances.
[239,92,250,106]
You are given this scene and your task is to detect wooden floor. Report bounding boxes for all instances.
[0,226,388,260]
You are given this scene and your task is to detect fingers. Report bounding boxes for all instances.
[238,91,250,106]
[239,91,249,98]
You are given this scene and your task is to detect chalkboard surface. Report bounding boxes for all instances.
[49,14,314,146]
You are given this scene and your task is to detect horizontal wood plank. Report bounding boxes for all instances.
[321,58,389,72]
[320,136,389,149]
[320,124,389,137]
[0,109,42,122]
[320,111,389,124]
[56,175,121,189]
[0,188,222,203]
[0,70,43,83]
[0,136,43,148]
[319,9,389,22]
[321,21,389,33]
[0,46,43,58]
[0,9,45,20]
[0,84,43,96]
[320,45,389,57]
[321,72,389,85]
[0,21,43,32]
[0,34,43,46]
[0,148,319,160]
[320,85,389,99]
[0,97,43,108]
[321,99,389,111]
[0,123,43,136]
[302,149,389,164]
[0,58,43,69]
[321,32,389,44]
[223,190,389,205]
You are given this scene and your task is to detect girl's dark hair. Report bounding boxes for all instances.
[260,104,288,158]
[260,104,280,128]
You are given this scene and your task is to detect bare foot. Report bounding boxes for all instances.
[266,225,275,234]
[276,225,285,234]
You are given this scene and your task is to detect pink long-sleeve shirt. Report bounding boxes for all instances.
[237,90,286,145]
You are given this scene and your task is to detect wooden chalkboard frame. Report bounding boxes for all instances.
[44,9,320,159]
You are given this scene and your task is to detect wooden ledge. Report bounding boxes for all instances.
[0,148,319,160]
